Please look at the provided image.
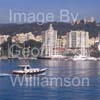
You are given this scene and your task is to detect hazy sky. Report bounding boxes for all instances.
[0,0,99,23]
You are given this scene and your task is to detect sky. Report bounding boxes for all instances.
[0,0,100,23]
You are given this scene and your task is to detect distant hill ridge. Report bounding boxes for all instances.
[0,21,100,37]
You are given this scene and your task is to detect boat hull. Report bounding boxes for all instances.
[12,69,46,75]
[37,56,51,59]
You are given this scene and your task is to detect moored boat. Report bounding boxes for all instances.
[73,55,87,61]
[72,55,97,61]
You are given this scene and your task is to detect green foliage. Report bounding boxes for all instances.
[0,21,100,37]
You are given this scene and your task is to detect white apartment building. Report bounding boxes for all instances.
[41,24,58,57]
[67,31,89,49]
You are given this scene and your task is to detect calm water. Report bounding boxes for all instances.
[0,59,100,100]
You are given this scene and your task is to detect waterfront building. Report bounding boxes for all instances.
[12,32,43,43]
[26,32,35,40]
[40,24,66,59]
[67,31,89,49]
[61,35,67,48]
[89,37,99,46]
[40,24,58,57]
[16,33,27,43]
[14,32,35,43]
[35,35,42,42]
[0,35,9,44]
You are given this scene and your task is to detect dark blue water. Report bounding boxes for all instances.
[0,59,100,100]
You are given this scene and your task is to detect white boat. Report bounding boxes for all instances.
[86,57,97,61]
[18,57,37,60]
[51,55,66,60]
[38,55,66,60]
[73,55,97,61]
[12,65,47,75]
[73,55,87,61]
[51,55,66,58]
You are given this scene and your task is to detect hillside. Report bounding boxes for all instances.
[0,21,100,37]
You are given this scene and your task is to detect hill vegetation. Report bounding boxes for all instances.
[0,21,100,37]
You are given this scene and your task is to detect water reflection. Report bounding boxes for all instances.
[73,61,93,76]
[40,60,99,77]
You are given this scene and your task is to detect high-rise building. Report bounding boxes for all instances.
[40,24,58,57]
[67,31,89,49]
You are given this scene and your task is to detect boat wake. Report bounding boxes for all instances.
[0,73,10,77]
